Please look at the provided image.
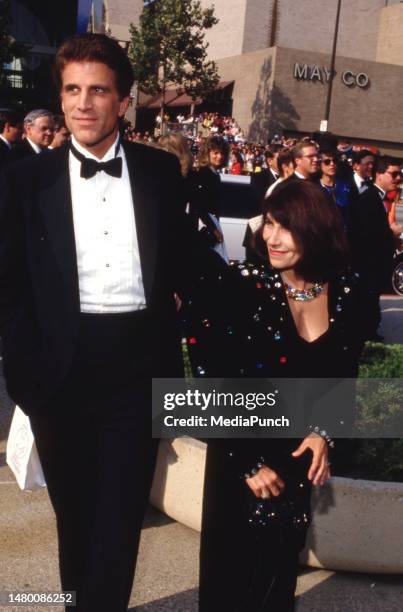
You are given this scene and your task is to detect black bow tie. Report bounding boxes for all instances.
[70,142,122,179]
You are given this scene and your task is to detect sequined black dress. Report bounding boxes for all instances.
[184,262,365,612]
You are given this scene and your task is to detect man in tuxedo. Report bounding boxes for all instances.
[350,156,400,340]
[349,149,375,197]
[0,108,23,169]
[250,147,280,201]
[9,108,55,162]
[292,140,320,180]
[0,33,195,611]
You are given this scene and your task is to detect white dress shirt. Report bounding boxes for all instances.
[354,172,370,193]
[69,134,146,313]
[27,138,42,154]
[0,135,11,149]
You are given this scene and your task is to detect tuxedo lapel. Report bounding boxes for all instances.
[123,142,160,305]
[38,147,80,308]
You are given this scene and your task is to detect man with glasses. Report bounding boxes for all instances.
[9,109,55,162]
[291,141,320,181]
[350,156,401,341]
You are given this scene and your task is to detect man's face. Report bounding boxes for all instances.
[354,155,374,179]
[267,153,279,173]
[295,145,319,178]
[60,61,129,158]
[4,121,23,143]
[26,116,55,147]
[376,165,402,193]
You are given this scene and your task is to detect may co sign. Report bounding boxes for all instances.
[294,63,370,88]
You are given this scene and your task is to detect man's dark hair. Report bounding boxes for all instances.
[375,156,402,175]
[53,114,67,132]
[53,33,134,99]
[352,149,374,165]
[311,131,338,151]
[264,147,278,160]
[277,148,294,176]
[319,147,338,158]
[0,109,22,132]
[254,181,348,282]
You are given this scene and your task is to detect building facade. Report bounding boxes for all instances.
[196,0,403,153]
[3,0,403,152]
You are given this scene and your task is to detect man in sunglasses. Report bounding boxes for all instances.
[350,156,401,341]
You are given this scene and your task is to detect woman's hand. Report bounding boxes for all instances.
[245,465,285,499]
[291,434,330,486]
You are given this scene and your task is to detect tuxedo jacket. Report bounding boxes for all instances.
[349,184,395,289]
[8,138,39,163]
[250,168,277,202]
[0,141,195,414]
[0,138,12,171]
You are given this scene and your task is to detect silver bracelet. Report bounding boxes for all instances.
[244,457,265,480]
[310,426,335,448]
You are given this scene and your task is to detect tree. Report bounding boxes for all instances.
[0,0,28,84]
[129,0,220,122]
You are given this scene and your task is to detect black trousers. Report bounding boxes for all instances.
[30,311,158,612]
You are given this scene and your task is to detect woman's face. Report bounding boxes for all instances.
[321,155,337,178]
[209,148,224,168]
[263,213,301,270]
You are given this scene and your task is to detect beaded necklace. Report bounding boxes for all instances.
[284,281,324,302]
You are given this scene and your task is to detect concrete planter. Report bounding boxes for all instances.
[150,438,403,574]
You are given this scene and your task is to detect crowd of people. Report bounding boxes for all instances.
[0,32,402,612]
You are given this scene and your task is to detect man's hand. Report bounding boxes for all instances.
[245,465,285,499]
[390,222,403,237]
[291,433,330,486]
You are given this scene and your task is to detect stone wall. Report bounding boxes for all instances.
[105,0,143,41]
[199,0,248,60]
[215,46,403,153]
[201,0,385,62]
[376,4,403,66]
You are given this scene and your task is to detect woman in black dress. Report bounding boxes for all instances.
[189,135,229,243]
[185,181,367,612]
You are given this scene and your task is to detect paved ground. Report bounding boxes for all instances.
[0,297,402,611]
[379,295,403,344]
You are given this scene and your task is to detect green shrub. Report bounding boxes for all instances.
[351,343,403,482]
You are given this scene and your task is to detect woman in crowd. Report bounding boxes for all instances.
[159,132,194,183]
[185,181,367,612]
[319,148,354,230]
[230,149,244,175]
[189,136,229,254]
[158,132,229,262]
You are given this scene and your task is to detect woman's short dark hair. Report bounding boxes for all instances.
[197,136,229,168]
[53,33,134,99]
[231,149,244,166]
[254,180,349,282]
